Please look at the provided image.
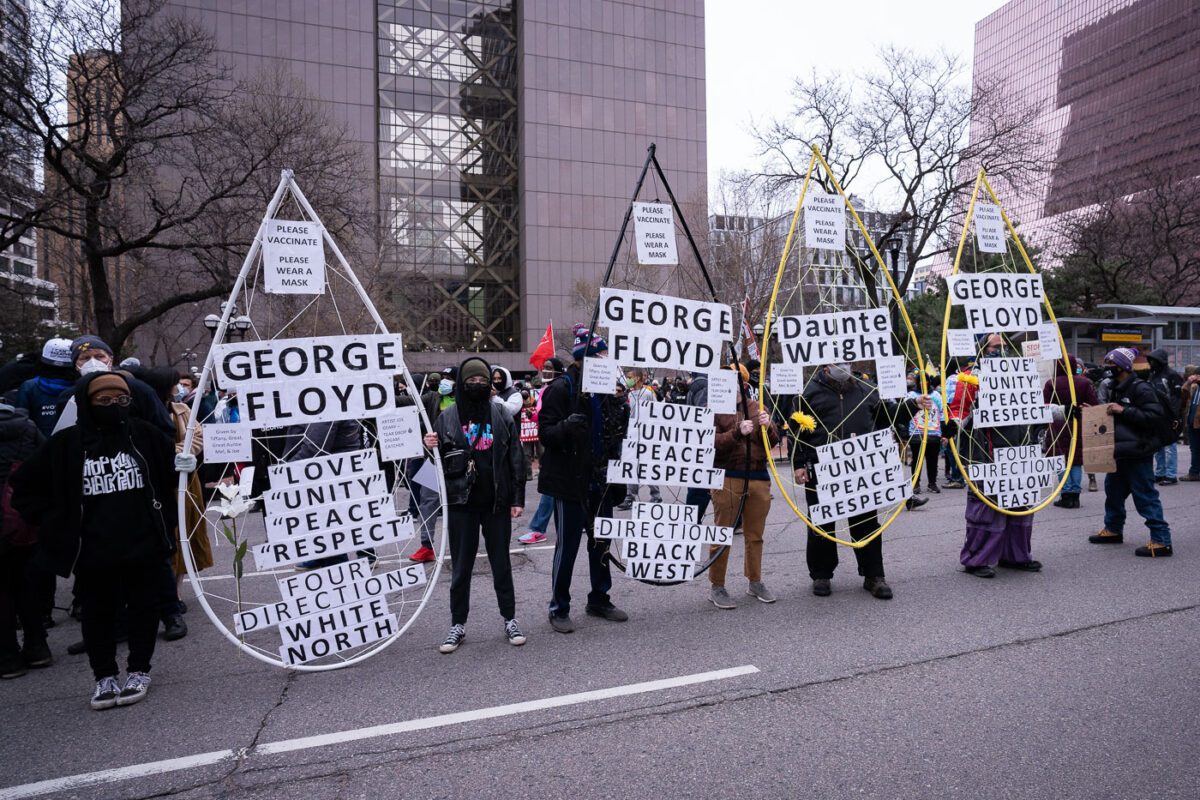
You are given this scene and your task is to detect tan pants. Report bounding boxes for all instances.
[708,476,771,587]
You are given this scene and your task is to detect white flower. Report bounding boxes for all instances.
[217,482,255,519]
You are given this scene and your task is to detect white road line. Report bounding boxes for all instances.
[0,664,758,800]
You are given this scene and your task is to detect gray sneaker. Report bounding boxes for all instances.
[708,586,736,609]
[746,581,776,603]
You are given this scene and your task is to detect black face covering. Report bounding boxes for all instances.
[1104,367,1117,381]
[492,380,505,392]
[90,404,129,428]
[462,383,491,403]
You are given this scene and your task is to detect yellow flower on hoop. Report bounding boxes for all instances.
[790,412,817,433]
[957,372,979,386]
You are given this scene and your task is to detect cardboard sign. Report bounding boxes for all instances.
[632,202,678,265]
[803,191,846,250]
[202,424,252,463]
[263,219,326,294]
[973,202,1007,253]
[1081,405,1117,473]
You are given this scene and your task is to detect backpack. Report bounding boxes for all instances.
[1148,372,1183,448]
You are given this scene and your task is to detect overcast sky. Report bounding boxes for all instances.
[704,0,1008,194]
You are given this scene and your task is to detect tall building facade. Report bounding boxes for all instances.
[972,0,1200,236]
[166,0,707,370]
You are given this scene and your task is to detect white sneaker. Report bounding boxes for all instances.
[504,618,526,646]
[90,676,121,710]
[116,671,151,706]
[439,624,466,653]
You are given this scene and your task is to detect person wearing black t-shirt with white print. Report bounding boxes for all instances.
[12,372,176,710]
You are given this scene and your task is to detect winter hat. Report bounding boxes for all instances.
[441,366,457,380]
[1146,348,1169,367]
[70,335,114,365]
[86,372,130,399]
[571,324,608,360]
[1104,347,1137,372]
[40,337,73,367]
[459,358,491,384]
[729,362,749,382]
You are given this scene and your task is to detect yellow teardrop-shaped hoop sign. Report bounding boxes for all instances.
[940,169,1077,516]
[759,145,928,549]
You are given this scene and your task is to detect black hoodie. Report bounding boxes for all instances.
[10,373,176,576]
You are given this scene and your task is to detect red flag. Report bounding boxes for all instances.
[529,321,555,367]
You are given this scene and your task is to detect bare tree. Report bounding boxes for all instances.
[754,47,1049,297]
[1048,173,1200,312]
[0,0,365,354]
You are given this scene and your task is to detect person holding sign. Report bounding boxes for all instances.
[1087,348,1174,558]
[791,364,931,599]
[707,363,779,609]
[947,335,1049,577]
[423,358,527,653]
[616,368,663,509]
[539,327,630,633]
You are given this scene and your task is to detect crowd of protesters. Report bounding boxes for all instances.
[0,325,1189,710]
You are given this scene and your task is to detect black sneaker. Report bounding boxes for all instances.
[585,603,628,622]
[438,624,466,653]
[906,496,928,510]
[863,577,893,599]
[1134,543,1173,558]
[116,671,151,706]
[504,618,526,646]
[998,559,1042,572]
[964,565,996,578]
[0,654,27,679]
[67,639,87,656]
[1158,478,1178,486]
[22,640,52,668]
[163,615,188,641]
[1088,529,1123,544]
[812,578,832,597]
[927,484,941,494]
[548,614,575,633]
[90,676,121,710]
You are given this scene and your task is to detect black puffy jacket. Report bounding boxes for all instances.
[792,372,917,466]
[537,363,629,503]
[1109,374,1167,461]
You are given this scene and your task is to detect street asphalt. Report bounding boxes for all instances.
[1,473,1197,799]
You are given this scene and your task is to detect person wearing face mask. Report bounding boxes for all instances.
[539,326,630,633]
[50,337,174,437]
[519,358,565,545]
[489,366,523,419]
[791,361,932,599]
[1088,348,1174,557]
[423,357,526,652]
[11,372,177,710]
[947,334,1052,577]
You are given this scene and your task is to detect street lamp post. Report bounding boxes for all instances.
[885,236,903,335]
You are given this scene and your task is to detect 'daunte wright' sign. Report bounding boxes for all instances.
[212,334,405,427]
[238,448,421,664]
[599,288,733,374]
[808,429,911,526]
[775,309,891,365]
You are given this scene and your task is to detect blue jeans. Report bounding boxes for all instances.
[548,489,615,617]
[528,493,554,533]
[1189,428,1200,477]
[942,439,963,482]
[1104,458,1171,545]
[1154,443,1177,480]
[1059,465,1082,494]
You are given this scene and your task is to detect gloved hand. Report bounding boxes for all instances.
[941,419,958,440]
[175,453,197,473]
[565,412,589,432]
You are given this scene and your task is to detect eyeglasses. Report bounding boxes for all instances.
[93,394,132,407]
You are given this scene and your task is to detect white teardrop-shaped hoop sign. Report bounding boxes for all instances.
[176,170,448,671]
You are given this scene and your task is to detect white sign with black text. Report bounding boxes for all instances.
[632,202,679,265]
[263,219,326,294]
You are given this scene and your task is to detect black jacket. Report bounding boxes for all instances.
[10,375,177,577]
[792,372,916,466]
[1109,374,1167,461]
[432,403,525,511]
[537,363,629,503]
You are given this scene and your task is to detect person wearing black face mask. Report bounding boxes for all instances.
[11,372,176,710]
[490,366,523,419]
[424,357,527,652]
[1088,348,1174,557]
[791,363,932,599]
